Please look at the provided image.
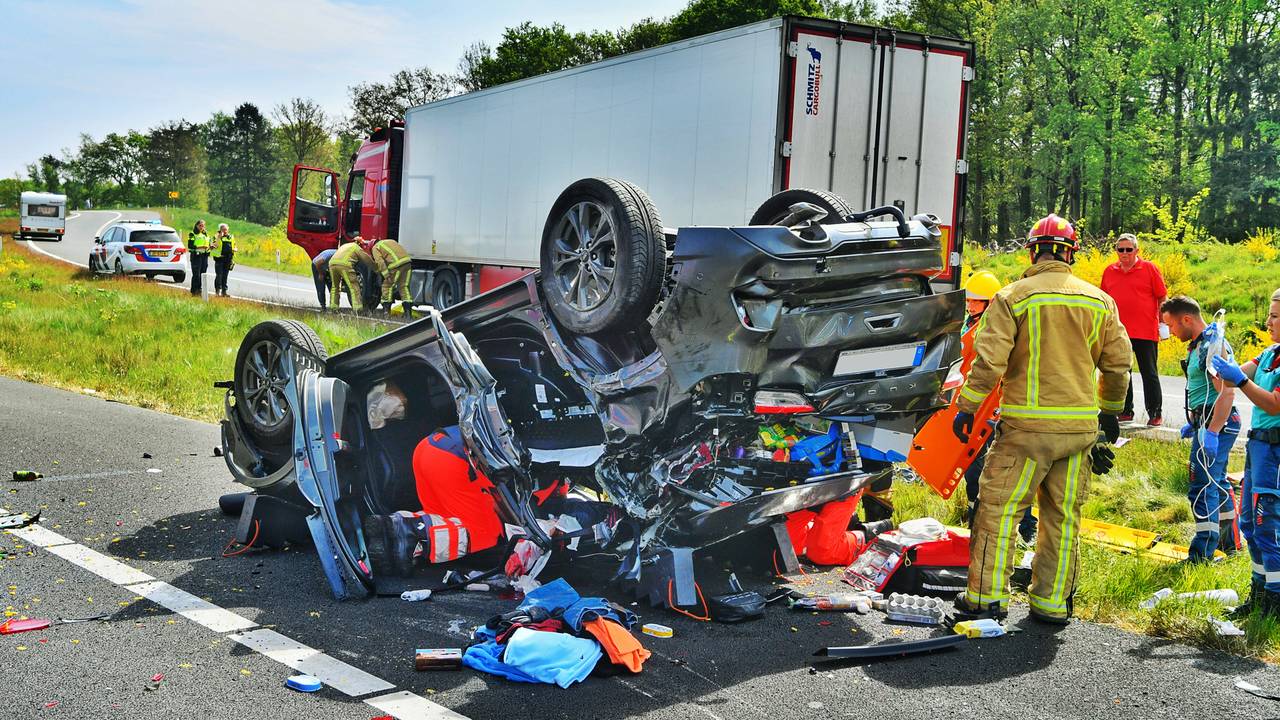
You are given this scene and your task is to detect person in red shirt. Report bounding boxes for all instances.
[1100,233,1168,425]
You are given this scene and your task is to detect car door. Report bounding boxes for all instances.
[102,227,122,268]
[287,165,343,259]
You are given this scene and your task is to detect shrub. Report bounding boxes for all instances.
[1244,228,1280,262]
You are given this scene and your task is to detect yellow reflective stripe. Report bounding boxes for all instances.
[1001,405,1098,419]
[990,458,1037,601]
[959,384,988,403]
[1099,397,1124,412]
[964,590,1009,607]
[1050,450,1084,607]
[1011,294,1109,316]
[1029,593,1069,611]
[1027,305,1042,407]
[1087,308,1104,347]
[387,255,412,270]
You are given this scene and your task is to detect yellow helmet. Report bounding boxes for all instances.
[964,270,1002,301]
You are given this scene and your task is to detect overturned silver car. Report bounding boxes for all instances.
[218,178,963,605]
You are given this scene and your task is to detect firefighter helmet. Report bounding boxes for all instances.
[1025,214,1079,253]
[964,270,1002,301]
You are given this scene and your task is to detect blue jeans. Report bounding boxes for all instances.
[1187,414,1240,561]
[1243,438,1280,591]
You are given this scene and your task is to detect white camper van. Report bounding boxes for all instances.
[18,191,67,241]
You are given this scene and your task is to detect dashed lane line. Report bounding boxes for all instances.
[7,524,470,719]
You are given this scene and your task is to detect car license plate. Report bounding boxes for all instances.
[833,342,925,377]
[151,249,169,257]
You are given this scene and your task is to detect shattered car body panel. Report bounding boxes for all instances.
[221,217,963,601]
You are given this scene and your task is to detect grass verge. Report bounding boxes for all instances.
[153,206,313,277]
[894,436,1279,662]
[0,244,387,422]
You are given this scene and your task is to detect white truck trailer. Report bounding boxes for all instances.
[286,15,973,308]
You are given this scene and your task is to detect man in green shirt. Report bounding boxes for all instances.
[1160,296,1240,562]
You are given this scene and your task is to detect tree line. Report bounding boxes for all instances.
[6,0,1277,242]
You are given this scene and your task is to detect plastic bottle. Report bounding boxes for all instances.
[1139,588,1175,609]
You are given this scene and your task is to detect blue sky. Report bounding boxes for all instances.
[0,0,690,177]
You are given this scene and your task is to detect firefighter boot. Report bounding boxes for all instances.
[1229,577,1263,619]
[952,594,1008,622]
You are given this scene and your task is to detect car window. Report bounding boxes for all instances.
[106,227,122,243]
[128,230,181,244]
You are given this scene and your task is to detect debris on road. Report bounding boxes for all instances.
[400,589,433,602]
[0,509,40,529]
[285,674,323,692]
[885,594,946,625]
[11,470,42,482]
[1235,678,1280,702]
[1140,588,1239,609]
[814,634,967,660]
[641,623,673,638]
[414,649,463,671]
[953,619,1006,638]
[0,617,51,634]
[1209,616,1245,637]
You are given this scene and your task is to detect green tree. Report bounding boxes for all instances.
[206,103,279,225]
[665,0,824,41]
[140,120,208,209]
[346,67,457,135]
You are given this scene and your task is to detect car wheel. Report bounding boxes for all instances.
[233,320,329,448]
[114,258,125,275]
[171,272,186,284]
[431,266,461,309]
[87,254,98,273]
[539,177,665,335]
[749,188,856,226]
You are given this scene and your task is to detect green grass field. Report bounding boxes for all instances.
[154,207,313,277]
[894,437,1278,661]
[0,244,386,422]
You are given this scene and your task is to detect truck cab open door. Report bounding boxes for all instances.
[288,165,343,259]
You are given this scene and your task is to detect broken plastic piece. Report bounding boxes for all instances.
[815,633,966,659]
[642,623,673,638]
[400,589,433,602]
[1235,678,1280,702]
[0,510,40,530]
[285,674,323,692]
[0,618,52,634]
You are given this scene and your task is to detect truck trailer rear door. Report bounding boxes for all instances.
[287,165,343,258]
[784,23,972,285]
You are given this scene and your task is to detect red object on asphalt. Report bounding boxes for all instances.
[0,617,52,634]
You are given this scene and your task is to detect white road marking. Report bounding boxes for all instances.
[45,541,155,584]
[92,211,124,238]
[228,628,395,697]
[8,524,76,547]
[23,234,89,268]
[9,524,471,717]
[125,580,258,633]
[365,690,470,720]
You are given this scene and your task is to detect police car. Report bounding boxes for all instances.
[89,220,188,283]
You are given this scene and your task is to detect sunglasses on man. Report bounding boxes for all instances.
[1116,247,1136,253]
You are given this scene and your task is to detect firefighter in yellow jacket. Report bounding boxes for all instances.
[361,236,412,312]
[330,238,374,312]
[952,214,1131,624]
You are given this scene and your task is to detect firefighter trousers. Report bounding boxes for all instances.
[381,263,411,305]
[330,263,363,311]
[964,426,1097,619]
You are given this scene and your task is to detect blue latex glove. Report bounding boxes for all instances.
[1201,322,1220,345]
[1212,355,1247,387]
[952,412,975,443]
[1180,423,1194,439]
[1198,428,1220,457]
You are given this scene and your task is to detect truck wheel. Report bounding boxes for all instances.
[432,267,461,309]
[749,188,856,226]
[233,320,329,448]
[539,177,665,334]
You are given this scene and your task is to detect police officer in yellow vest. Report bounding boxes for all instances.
[187,219,211,296]
[952,214,1131,624]
[358,236,411,312]
[211,223,237,297]
[330,237,375,313]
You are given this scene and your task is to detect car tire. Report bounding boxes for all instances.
[749,188,857,226]
[114,258,125,275]
[431,266,461,309]
[233,320,329,449]
[171,272,186,284]
[539,177,665,335]
[87,254,98,273]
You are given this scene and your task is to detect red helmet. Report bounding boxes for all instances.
[1025,214,1079,253]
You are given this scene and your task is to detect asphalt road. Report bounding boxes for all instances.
[22,210,326,308]
[3,376,1277,719]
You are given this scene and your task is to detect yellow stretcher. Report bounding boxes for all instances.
[1033,509,1225,562]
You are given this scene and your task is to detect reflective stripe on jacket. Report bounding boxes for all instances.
[371,239,411,273]
[331,242,372,269]
[211,234,236,259]
[956,261,1131,432]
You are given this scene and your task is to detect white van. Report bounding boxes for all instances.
[18,191,67,241]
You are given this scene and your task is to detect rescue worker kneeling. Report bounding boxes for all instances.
[952,214,1131,624]
[363,427,504,576]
